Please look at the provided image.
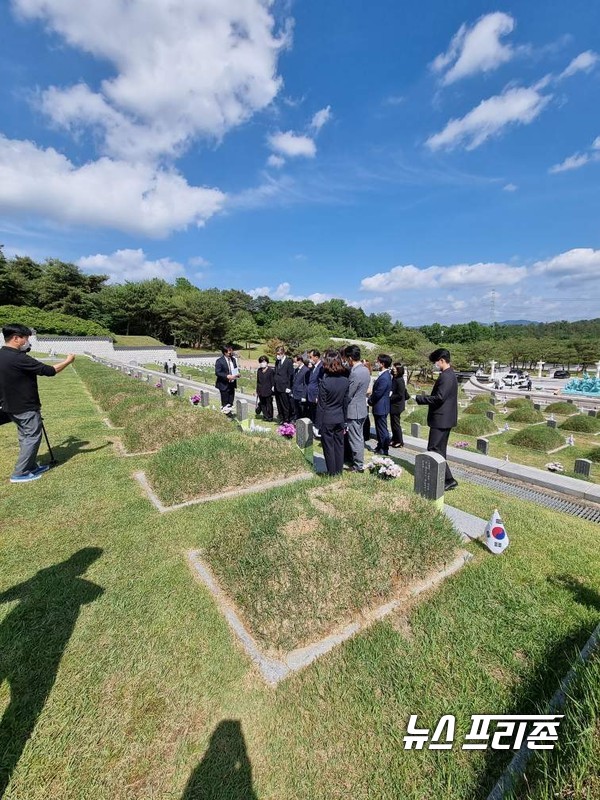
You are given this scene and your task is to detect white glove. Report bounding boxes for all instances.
[285,388,291,394]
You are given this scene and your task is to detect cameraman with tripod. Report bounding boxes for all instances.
[0,324,75,483]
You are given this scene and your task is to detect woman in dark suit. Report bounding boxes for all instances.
[255,356,275,422]
[390,362,408,447]
[316,350,349,476]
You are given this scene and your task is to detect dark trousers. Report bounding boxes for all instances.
[374,414,391,454]
[219,385,235,408]
[257,396,274,421]
[275,391,292,423]
[390,412,404,445]
[427,427,455,483]
[293,399,307,421]
[363,414,372,441]
[321,422,345,476]
[307,402,317,423]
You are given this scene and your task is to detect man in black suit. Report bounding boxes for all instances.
[291,354,309,421]
[416,348,459,490]
[273,346,294,422]
[214,344,238,411]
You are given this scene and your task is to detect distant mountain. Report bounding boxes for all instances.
[499,319,537,326]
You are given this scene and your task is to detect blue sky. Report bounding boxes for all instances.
[1,0,599,325]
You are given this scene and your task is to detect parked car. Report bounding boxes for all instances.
[503,373,523,386]
[553,370,570,379]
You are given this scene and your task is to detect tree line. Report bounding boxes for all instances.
[1,250,598,371]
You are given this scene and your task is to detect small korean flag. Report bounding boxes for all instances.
[485,509,509,555]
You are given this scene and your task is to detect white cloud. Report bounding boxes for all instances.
[247,282,333,303]
[188,256,211,268]
[77,248,184,283]
[267,131,316,158]
[383,95,405,106]
[266,154,286,168]
[559,50,599,80]
[533,248,600,283]
[426,85,551,151]
[549,152,591,173]
[432,12,516,85]
[503,183,518,191]
[310,106,332,132]
[0,135,225,237]
[17,0,290,161]
[361,261,527,292]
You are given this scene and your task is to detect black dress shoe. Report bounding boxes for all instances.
[444,479,459,491]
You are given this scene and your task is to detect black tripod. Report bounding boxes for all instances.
[41,418,58,466]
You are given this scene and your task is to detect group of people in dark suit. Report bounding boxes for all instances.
[218,340,459,490]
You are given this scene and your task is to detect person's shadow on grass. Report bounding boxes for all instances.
[0,548,104,798]
[43,436,111,466]
[181,720,258,800]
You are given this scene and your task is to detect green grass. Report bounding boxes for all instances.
[1,369,600,799]
[146,431,307,505]
[202,481,462,653]
[454,414,497,436]
[74,358,231,452]
[506,397,532,409]
[113,335,165,346]
[545,401,580,415]
[507,652,600,800]
[405,406,428,425]
[588,448,600,463]
[176,363,257,395]
[559,414,600,433]
[506,407,545,424]
[510,425,564,451]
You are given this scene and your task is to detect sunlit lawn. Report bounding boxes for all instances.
[0,364,598,799]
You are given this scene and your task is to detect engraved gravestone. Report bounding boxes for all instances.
[486,410,495,421]
[411,422,421,438]
[574,458,592,477]
[414,452,446,505]
[200,390,210,407]
[296,418,313,449]
[547,419,557,428]
[176,383,185,397]
[236,398,249,421]
[476,437,490,455]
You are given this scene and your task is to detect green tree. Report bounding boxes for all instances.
[230,314,259,352]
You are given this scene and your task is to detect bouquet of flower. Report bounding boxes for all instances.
[277,422,296,438]
[545,462,564,473]
[154,382,162,389]
[168,386,178,396]
[190,394,201,406]
[367,456,402,479]
[454,441,469,449]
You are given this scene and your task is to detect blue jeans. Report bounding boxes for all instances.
[8,410,43,476]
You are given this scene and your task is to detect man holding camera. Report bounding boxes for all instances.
[0,324,75,483]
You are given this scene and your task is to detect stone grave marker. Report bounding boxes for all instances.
[486,410,495,421]
[414,452,446,510]
[489,396,497,405]
[533,403,541,411]
[295,418,314,465]
[236,399,250,429]
[588,409,597,418]
[176,383,185,398]
[547,419,557,428]
[200,391,210,407]
[574,458,592,478]
[411,422,421,438]
[567,399,574,404]
[476,437,490,455]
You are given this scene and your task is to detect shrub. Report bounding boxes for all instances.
[146,431,307,505]
[505,397,532,409]
[559,415,600,433]
[506,407,545,423]
[0,304,112,336]
[454,414,496,436]
[464,403,491,415]
[510,426,564,451]
[468,395,491,407]
[545,401,578,415]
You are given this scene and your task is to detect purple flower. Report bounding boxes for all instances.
[277,422,296,438]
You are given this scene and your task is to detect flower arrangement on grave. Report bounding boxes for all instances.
[367,456,402,479]
[154,382,162,389]
[190,394,201,406]
[277,422,296,439]
[566,435,575,446]
[545,462,565,473]
[168,386,178,396]
[454,440,469,449]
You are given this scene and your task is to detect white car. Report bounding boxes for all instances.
[503,373,529,388]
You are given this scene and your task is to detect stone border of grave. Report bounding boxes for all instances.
[486,620,600,800]
[134,470,314,513]
[187,547,474,686]
[398,435,600,504]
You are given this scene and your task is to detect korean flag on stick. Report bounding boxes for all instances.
[485,509,509,555]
